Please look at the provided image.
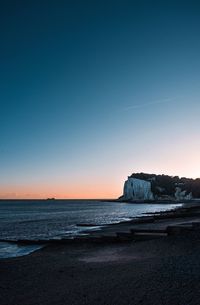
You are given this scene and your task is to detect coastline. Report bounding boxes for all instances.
[1,203,200,305]
[0,200,199,246]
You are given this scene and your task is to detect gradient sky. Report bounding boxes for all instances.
[1,0,200,199]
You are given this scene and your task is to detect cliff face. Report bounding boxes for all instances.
[120,173,199,201]
[175,187,193,201]
[123,178,154,201]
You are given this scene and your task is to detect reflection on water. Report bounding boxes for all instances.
[0,200,181,240]
[0,200,181,258]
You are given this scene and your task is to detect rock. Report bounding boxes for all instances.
[119,173,196,202]
[122,177,154,201]
[175,187,193,201]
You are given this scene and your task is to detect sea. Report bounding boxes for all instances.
[0,199,181,258]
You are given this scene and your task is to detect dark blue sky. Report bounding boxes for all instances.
[1,1,200,198]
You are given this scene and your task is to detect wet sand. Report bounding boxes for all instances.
[1,229,200,305]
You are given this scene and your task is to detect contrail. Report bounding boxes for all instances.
[124,97,175,110]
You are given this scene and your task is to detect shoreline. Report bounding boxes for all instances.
[1,206,200,305]
[1,202,200,304]
[105,198,200,203]
[0,201,199,247]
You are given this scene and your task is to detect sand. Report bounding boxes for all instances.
[1,229,200,305]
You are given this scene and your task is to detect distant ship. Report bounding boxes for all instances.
[46,197,56,200]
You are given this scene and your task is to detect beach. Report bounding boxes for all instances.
[1,205,200,305]
[1,231,200,305]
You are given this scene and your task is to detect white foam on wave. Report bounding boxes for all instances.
[0,242,44,259]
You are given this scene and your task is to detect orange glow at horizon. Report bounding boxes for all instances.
[0,181,122,199]
[0,169,200,200]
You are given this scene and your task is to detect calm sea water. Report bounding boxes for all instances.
[0,200,181,258]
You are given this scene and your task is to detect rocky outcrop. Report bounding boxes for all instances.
[175,187,193,201]
[119,173,196,202]
[122,177,154,201]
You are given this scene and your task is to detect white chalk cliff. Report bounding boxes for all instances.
[122,177,154,201]
[175,187,193,201]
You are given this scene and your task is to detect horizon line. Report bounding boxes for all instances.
[0,198,117,201]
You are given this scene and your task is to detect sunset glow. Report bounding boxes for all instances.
[0,1,200,199]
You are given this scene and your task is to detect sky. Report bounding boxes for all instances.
[0,0,200,199]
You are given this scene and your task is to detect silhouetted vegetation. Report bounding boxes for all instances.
[130,173,200,198]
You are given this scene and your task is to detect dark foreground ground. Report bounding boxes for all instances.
[1,229,200,305]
